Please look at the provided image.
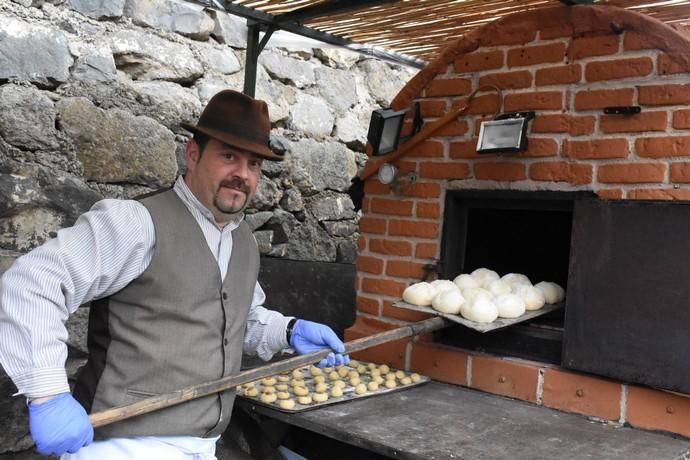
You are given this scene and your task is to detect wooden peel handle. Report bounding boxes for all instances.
[88,316,448,428]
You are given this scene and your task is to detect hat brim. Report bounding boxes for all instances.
[181,122,284,161]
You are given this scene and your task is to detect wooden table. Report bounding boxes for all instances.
[237,381,690,460]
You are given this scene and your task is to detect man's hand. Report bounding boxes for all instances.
[289,320,350,367]
[28,392,94,456]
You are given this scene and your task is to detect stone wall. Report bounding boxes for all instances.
[0,0,415,455]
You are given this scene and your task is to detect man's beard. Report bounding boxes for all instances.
[214,177,251,215]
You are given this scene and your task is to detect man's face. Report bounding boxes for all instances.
[184,138,263,225]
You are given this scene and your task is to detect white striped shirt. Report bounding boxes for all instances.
[0,176,292,399]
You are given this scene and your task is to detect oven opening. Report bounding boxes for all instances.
[435,189,594,365]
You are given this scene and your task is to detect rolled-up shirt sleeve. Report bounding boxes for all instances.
[243,282,292,360]
[0,199,154,399]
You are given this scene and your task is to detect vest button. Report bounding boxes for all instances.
[224,338,229,346]
[222,292,228,300]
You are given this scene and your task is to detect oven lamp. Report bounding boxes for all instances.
[377,163,398,185]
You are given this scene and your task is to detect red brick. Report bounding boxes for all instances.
[673,109,690,129]
[356,295,380,315]
[386,259,426,279]
[416,202,440,219]
[535,64,582,86]
[563,139,629,159]
[597,163,666,183]
[388,219,439,238]
[600,112,667,134]
[585,57,653,82]
[356,255,384,275]
[410,342,468,386]
[623,32,657,51]
[596,189,624,199]
[364,178,391,196]
[417,99,446,117]
[541,24,573,40]
[671,162,690,183]
[628,188,690,200]
[449,140,479,159]
[627,385,690,438]
[542,369,621,421]
[344,317,406,369]
[408,140,445,159]
[419,162,470,180]
[369,197,414,216]
[361,277,407,297]
[574,88,634,110]
[532,114,594,136]
[471,356,539,403]
[357,234,367,251]
[569,35,620,60]
[639,84,690,106]
[529,161,593,185]
[480,27,536,47]
[521,138,559,158]
[658,53,690,76]
[474,162,527,181]
[508,42,566,67]
[382,299,432,322]
[454,50,504,74]
[399,181,441,199]
[415,242,437,259]
[369,238,413,257]
[425,78,473,97]
[453,94,501,116]
[434,120,469,137]
[504,91,563,111]
[635,136,690,158]
[359,216,387,234]
[478,70,533,90]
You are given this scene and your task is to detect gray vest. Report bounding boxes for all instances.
[73,189,258,439]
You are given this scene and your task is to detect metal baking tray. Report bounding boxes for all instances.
[392,300,564,333]
[237,362,429,413]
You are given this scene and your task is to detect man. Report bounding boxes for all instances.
[0,89,348,459]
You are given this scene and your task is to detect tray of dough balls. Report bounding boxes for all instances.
[237,360,428,413]
[394,268,566,333]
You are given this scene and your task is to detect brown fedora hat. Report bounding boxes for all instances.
[181,89,284,161]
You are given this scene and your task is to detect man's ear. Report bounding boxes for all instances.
[184,139,200,172]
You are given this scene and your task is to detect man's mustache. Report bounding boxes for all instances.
[220,178,250,194]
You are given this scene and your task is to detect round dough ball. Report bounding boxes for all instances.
[347,360,359,368]
[349,376,361,386]
[534,281,565,304]
[297,395,313,405]
[276,391,290,400]
[261,386,276,394]
[367,381,379,391]
[410,373,421,383]
[309,365,323,376]
[313,392,329,403]
[367,362,378,370]
[260,392,277,404]
[453,273,480,291]
[338,366,350,378]
[348,370,359,379]
[356,365,367,374]
[385,372,396,381]
[488,279,512,297]
[516,285,546,311]
[501,273,531,287]
[355,383,367,395]
[323,367,334,373]
[429,279,460,294]
[471,268,500,288]
[373,375,384,385]
[395,370,406,379]
[333,380,347,389]
[402,282,436,306]
[461,296,499,323]
[400,377,412,385]
[261,377,276,386]
[329,371,340,381]
[275,384,288,392]
[292,369,304,379]
[242,382,255,389]
[495,294,526,318]
[331,386,343,397]
[385,379,397,389]
[277,374,290,382]
[279,399,295,410]
[314,382,328,393]
[462,287,494,304]
[370,368,381,377]
[313,375,326,384]
[431,289,465,315]
[244,387,259,397]
[379,364,390,375]
[293,385,309,396]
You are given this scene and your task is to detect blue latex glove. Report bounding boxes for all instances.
[289,319,350,368]
[29,393,94,456]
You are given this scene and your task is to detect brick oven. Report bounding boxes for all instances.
[345,4,690,439]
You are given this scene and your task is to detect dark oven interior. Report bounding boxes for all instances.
[435,189,594,365]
